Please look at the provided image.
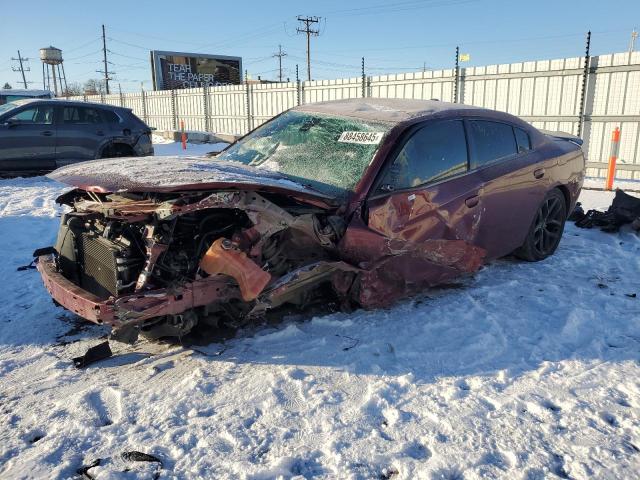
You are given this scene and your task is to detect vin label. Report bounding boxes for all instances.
[337,131,384,145]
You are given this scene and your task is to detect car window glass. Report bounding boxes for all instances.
[8,106,54,125]
[101,110,121,124]
[514,127,531,153]
[468,120,517,169]
[380,120,468,191]
[63,107,103,124]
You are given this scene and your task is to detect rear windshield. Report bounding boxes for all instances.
[217,110,391,198]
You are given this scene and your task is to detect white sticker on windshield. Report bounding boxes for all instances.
[337,131,384,145]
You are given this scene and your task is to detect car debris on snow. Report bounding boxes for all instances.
[570,189,640,232]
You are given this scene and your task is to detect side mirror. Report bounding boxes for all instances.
[3,119,18,128]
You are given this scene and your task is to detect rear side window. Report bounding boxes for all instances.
[380,120,468,191]
[63,107,103,124]
[514,127,531,153]
[101,110,121,124]
[468,120,517,169]
[8,105,54,124]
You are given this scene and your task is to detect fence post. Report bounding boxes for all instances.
[361,57,366,98]
[203,85,210,132]
[141,89,148,124]
[170,88,178,130]
[577,31,591,138]
[295,64,301,106]
[245,70,253,133]
[454,46,460,103]
[100,92,105,104]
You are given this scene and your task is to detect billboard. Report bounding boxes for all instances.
[150,50,242,90]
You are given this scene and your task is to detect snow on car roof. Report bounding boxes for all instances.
[293,98,483,123]
[0,89,52,97]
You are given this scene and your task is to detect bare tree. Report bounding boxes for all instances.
[83,78,105,95]
[63,82,84,96]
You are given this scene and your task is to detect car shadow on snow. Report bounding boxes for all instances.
[180,223,640,383]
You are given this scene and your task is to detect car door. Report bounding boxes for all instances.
[55,105,109,161]
[465,119,547,259]
[0,103,57,172]
[339,119,487,306]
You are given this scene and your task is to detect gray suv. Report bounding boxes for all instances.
[0,99,154,175]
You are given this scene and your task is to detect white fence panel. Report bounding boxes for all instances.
[63,50,640,178]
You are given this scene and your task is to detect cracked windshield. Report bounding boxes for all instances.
[217,110,391,198]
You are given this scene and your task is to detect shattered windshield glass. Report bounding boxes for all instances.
[217,110,391,198]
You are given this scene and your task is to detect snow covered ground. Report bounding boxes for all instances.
[152,134,229,157]
[0,172,639,479]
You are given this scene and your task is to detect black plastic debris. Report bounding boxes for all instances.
[77,458,101,479]
[32,246,55,257]
[568,202,585,222]
[571,189,640,232]
[72,341,113,368]
[16,260,36,271]
[121,451,163,480]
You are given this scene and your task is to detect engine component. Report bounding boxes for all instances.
[199,238,271,301]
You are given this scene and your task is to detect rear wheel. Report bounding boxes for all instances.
[515,188,567,262]
[100,143,134,159]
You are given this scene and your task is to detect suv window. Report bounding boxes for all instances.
[101,109,121,124]
[8,105,54,124]
[62,107,103,125]
[514,127,531,153]
[380,120,468,191]
[468,120,517,169]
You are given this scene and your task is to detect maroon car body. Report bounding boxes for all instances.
[37,99,585,341]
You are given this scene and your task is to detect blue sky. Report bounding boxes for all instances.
[1,0,639,92]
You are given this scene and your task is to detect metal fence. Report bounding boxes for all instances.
[71,50,640,179]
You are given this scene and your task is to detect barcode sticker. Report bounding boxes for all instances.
[337,131,384,145]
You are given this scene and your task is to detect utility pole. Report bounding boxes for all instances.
[630,28,638,54]
[273,45,287,82]
[101,24,111,94]
[297,16,320,81]
[11,50,30,89]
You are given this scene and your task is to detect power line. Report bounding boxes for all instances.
[297,16,320,81]
[273,45,287,82]
[64,37,102,54]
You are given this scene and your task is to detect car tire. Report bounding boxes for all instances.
[515,188,567,262]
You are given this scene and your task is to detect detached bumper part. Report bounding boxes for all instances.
[72,341,112,368]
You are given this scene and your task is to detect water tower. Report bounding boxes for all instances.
[40,46,67,96]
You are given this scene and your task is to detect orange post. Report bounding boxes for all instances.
[180,120,187,150]
[605,126,621,191]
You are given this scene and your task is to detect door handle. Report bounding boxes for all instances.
[41,131,53,136]
[465,195,479,208]
[96,130,105,136]
[534,168,545,179]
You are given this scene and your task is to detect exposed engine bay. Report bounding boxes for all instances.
[46,188,358,342]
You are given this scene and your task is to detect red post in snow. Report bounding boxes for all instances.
[181,120,187,150]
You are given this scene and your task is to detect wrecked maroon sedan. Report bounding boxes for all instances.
[37,98,585,342]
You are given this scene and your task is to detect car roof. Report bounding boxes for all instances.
[8,98,129,111]
[293,98,486,124]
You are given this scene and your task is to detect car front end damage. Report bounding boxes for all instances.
[37,183,485,343]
